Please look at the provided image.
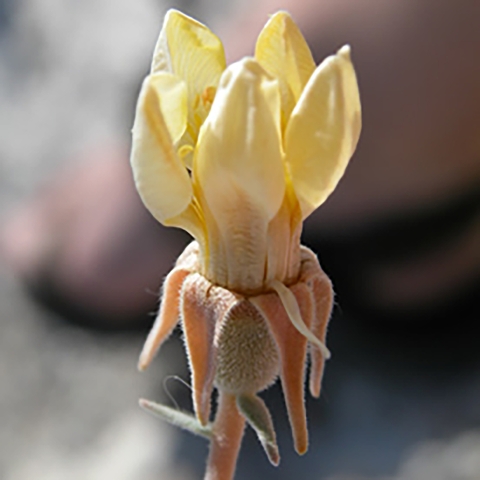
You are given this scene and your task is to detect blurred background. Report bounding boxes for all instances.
[0,0,479,479]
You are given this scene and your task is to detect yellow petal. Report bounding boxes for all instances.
[255,11,315,132]
[151,9,226,140]
[131,73,192,224]
[194,58,285,292]
[196,58,284,219]
[284,45,362,219]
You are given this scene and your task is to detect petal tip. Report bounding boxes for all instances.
[163,8,192,26]
[268,10,291,22]
[338,44,352,59]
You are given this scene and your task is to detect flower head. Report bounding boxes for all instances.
[131,9,361,479]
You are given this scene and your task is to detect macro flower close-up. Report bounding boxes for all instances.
[130,8,361,480]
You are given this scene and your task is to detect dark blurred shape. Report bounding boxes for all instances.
[305,184,479,325]
[0,0,13,33]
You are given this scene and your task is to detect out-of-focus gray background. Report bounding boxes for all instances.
[1,1,479,479]
[0,2,186,478]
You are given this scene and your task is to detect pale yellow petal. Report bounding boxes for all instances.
[255,11,315,131]
[284,46,362,219]
[151,9,226,140]
[149,72,188,143]
[194,58,285,292]
[131,73,192,224]
[196,58,284,218]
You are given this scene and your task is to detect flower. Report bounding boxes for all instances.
[131,9,361,480]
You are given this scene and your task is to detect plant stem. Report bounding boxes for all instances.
[205,392,245,480]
